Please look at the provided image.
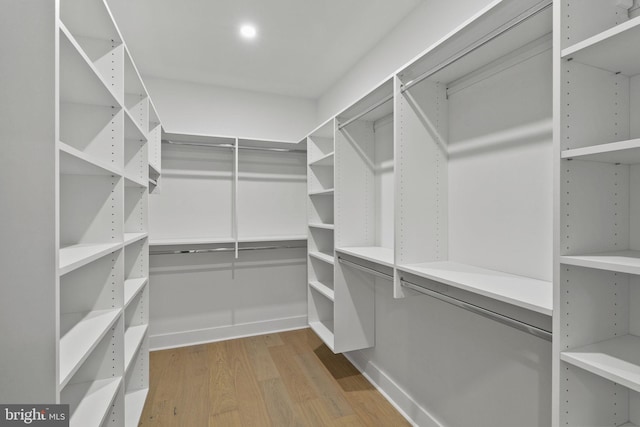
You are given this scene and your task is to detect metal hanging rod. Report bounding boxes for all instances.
[151,244,307,256]
[401,0,552,93]
[400,278,552,341]
[162,140,306,154]
[338,256,393,281]
[337,94,394,130]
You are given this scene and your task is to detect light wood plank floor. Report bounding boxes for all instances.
[139,328,411,426]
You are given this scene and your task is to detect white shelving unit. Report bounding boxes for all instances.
[0,1,159,424]
[555,1,640,426]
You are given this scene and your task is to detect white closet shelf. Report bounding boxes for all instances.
[561,335,640,393]
[124,109,148,142]
[59,142,123,177]
[309,281,335,302]
[124,324,148,372]
[309,152,335,167]
[336,246,394,268]
[64,377,122,427]
[59,242,122,276]
[561,251,640,275]
[59,308,121,388]
[237,235,307,243]
[150,236,234,246]
[124,278,148,308]
[309,320,334,351]
[149,163,160,180]
[125,388,149,427]
[309,251,335,265]
[561,15,640,76]
[397,261,552,315]
[124,174,148,189]
[124,232,148,246]
[561,138,640,164]
[59,23,121,108]
[308,223,335,230]
[309,189,334,196]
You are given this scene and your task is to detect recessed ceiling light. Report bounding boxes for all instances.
[240,24,257,40]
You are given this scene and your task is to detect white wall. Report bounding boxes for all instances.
[144,77,316,141]
[317,0,496,123]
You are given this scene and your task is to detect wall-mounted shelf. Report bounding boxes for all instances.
[124,278,148,308]
[561,138,640,164]
[125,389,149,427]
[309,251,335,265]
[124,325,148,372]
[59,142,123,177]
[561,15,640,76]
[64,377,122,427]
[309,223,335,230]
[59,243,122,276]
[309,152,334,167]
[309,281,335,301]
[560,251,640,275]
[309,189,334,196]
[398,262,552,316]
[336,246,394,268]
[308,320,334,351]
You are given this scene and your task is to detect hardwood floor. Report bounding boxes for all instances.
[139,328,410,426]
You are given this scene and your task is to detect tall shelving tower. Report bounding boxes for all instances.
[1,1,161,426]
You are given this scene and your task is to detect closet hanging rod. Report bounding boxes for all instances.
[162,140,306,154]
[337,94,393,130]
[338,256,393,280]
[400,0,552,93]
[400,278,552,341]
[150,244,307,256]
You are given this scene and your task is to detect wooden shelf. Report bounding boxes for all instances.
[561,15,640,76]
[336,246,394,268]
[309,320,334,351]
[561,335,640,393]
[125,388,149,427]
[561,138,640,164]
[124,232,148,246]
[64,377,122,427]
[309,152,335,167]
[59,23,120,108]
[309,281,335,302]
[124,278,148,308]
[309,189,334,196]
[59,242,122,276]
[398,261,552,315]
[309,251,335,265]
[59,309,121,387]
[124,325,148,372]
[59,142,122,177]
[309,223,334,230]
[561,251,640,275]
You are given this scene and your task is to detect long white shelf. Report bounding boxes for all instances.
[125,388,149,427]
[561,335,640,393]
[150,236,235,246]
[309,251,335,265]
[397,261,552,315]
[309,189,334,196]
[59,23,120,108]
[124,325,148,372]
[561,250,640,275]
[309,320,334,351]
[125,175,148,189]
[309,223,335,230]
[309,281,335,302]
[336,246,394,268]
[64,377,122,427]
[59,242,122,276]
[561,15,640,76]
[124,232,148,246]
[309,152,335,167]
[59,141,123,177]
[125,278,148,308]
[561,138,640,164]
[124,109,148,142]
[59,309,121,388]
[237,235,308,243]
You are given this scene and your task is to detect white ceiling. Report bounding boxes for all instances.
[108,0,422,99]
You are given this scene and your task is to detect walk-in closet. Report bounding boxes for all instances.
[2,0,640,425]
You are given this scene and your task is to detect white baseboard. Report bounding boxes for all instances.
[344,352,444,427]
[149,315,308,351]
